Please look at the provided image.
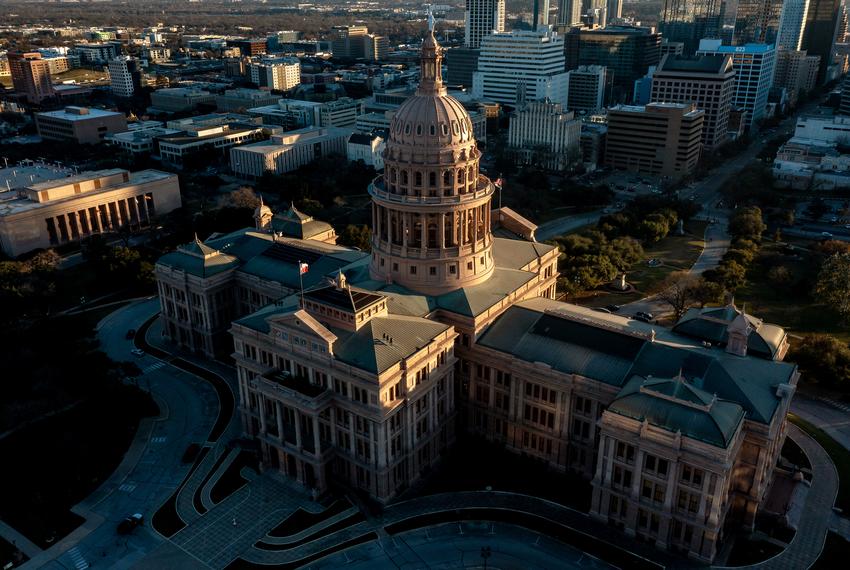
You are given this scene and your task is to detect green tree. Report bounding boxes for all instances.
[338,225,372,252]
[788,335,850,388]
[815,253,850,319]
[688,278,726,308]
[638,214,670,243]
[729,206,766,241]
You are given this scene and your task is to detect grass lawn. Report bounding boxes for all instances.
[812,532,850,569]
[0,385,157,547]
[577,220,707,308]
[734,242,850,343]
[788,413,850,513]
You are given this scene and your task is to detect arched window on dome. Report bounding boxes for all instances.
[441,123,449,136]
[451,121,459,136]
[389,168,396,183]
[415,172,423,187]
[429,124,436,136]
[404,123,411,135]
[461,120,468,134]
[428,223,438,249]
[429,172,436,187]
[416,124,423,136]
[467,166,474,187]
[443,170,451,186]
[457,168,465,186]
[401,170,409,185]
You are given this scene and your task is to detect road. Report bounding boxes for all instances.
[25,299,219,570]
[535,210,604,242]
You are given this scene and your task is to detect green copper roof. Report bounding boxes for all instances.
[492,237,557,269]
[673,305,788,360]
[609,374,745,448]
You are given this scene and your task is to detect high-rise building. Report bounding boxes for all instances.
[473,29,569,106]
[557,0,583,26]
[578,26,662,100]
[7,52,54,104]
[607,0,623,22]
[658,0,726,55]
[839,74,850,114]
[567,65,609,113]
[532,0,551,30]
[773,49,820,106]
[465,0,506,48]
[73,42,122,64]
[733,0,784,45]
[508,99,581,170]
[697,39,776,128]
[651,54,736,149]
[605,102,704,178]
[364,34,389,61]
[108,56,142,98]
[776,0,811,50]
[801,0,843,83]
[248,57,301,91]
[445,47,481,87]
[331,25,369,58]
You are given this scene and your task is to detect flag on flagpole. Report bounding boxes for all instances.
[299,262,309,275]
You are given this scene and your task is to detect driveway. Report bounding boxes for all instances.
[24,299,220,570]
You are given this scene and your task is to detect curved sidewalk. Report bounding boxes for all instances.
[714,423,838,570]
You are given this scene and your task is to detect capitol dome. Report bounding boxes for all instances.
[368,28,496,295]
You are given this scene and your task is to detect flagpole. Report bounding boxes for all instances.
[298,260,304,308]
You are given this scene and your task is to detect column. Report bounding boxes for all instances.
[439,213,446,249]
[375,205,382,243]
[402,212,408,248]
[313,417,321,455]
[377,424,388,468]
[275,401,284,442]
[258,394,268,435]
[471,207,478,251]
[294,410,303,450]
[420,214,427,252]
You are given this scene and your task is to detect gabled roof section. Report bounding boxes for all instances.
[492,237,556,270]
[332,315,450,374]
[157,235,240,278]
[609,374,745,448]
[267,308,338,345]
[674,304,788,360]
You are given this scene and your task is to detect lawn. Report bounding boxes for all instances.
[812,532,850,569]
[788,413,850,513]
[735,242,850,343]
[577,220,707,308]
[0,385,157,547]
[53,68,109,84]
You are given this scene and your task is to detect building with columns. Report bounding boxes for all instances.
[0,168,180,257]
[155,29,799,563]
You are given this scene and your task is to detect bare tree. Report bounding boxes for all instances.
[654,271,700,321]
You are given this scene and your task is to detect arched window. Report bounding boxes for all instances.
[404,123,411,135]
[428,223,438,248]
[457,169,465,184]
[416,124,423,135]
[389,168,396,183]
[429,124,436,136]
[415,172,423,187]
[429,172,436,187]
[443,170,451,186]
[401,171,409,185]
[441,123,449,136]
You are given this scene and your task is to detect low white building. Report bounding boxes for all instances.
[793,114,850,145]
[508,99,581,171]
[248,97,362,130]
[773,137,850,190]
[106,121,183,155]
[158,121,268,167]
[0,168,181,257]
[346,132,385,170]
[215,88,282,112]
[230,126,353,179]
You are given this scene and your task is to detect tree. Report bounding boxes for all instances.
[767,265,792,286]
[815,253,850,319]
[689,278,726,308]
[788,335,850,389]
[225,186,261,209]
[729,206,766,241]
[813,240,850,256]
[638,214,670,243]
[653,271,699,320]
[338,225,372,252]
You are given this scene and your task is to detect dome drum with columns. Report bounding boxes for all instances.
[368,29,496,295]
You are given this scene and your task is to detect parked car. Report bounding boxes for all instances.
[821,232,834,238]
[605,304,622,313]
[634,315,652,323]
[125,329,136,339]
[117,513,144,535]
[131,348,145,357]
[593,307,613,314]
[635,311,654,321]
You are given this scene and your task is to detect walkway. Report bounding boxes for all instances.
[713,424,838,570]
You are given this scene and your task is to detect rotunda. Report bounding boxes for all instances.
[368,29,495,295]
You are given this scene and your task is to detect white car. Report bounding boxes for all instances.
[821,232,833,239]
[131,348,145,357]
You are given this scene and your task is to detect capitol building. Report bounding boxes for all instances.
[155,30,798,564]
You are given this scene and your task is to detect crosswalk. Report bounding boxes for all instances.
[818,397,850,413]
[67,546,89,569]
[118,482,137,493]
[142,361,166,374]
